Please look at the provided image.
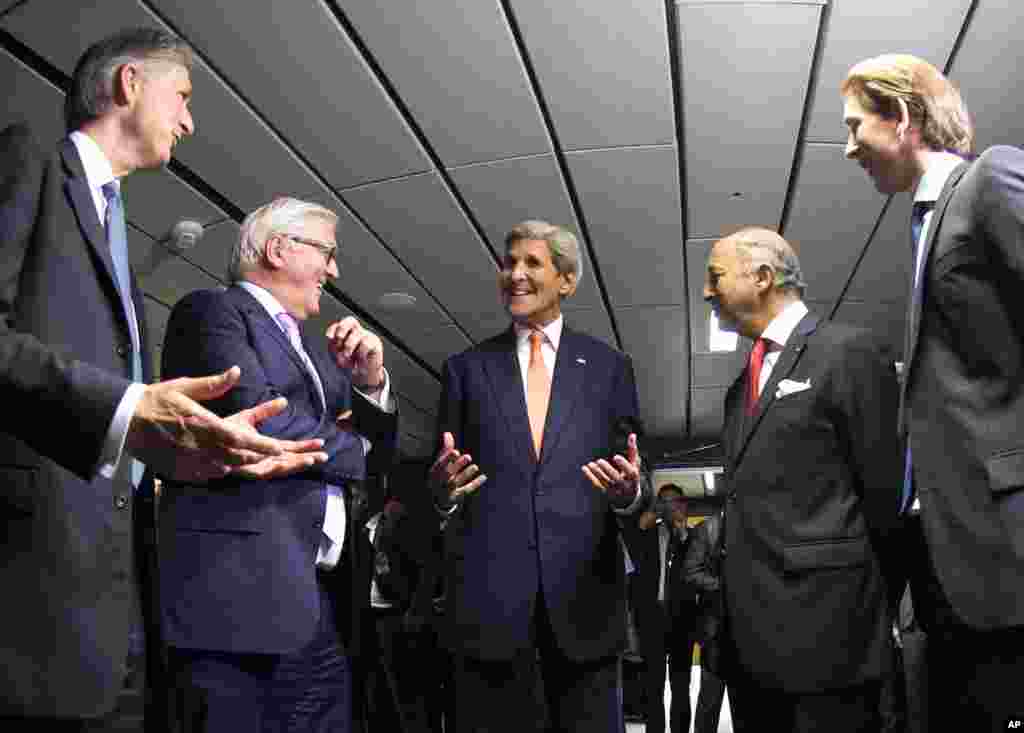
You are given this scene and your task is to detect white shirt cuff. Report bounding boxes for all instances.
[355,367,395,413]
[97,382,146,480]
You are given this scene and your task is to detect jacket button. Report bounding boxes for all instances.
[116,344,128,357]
[115,494,129,509]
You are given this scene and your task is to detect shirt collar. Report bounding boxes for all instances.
[514,314,563,351]
[68,130,117,191]
[913,153,965,205]
[237,280,290,321]
[760,299,808,350]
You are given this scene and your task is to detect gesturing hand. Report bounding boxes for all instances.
[429,432,487,507]
[326,317,384,389]
[582,433,642,508]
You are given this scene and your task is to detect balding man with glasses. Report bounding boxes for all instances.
[158,197,399,733]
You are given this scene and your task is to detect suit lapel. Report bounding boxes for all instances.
[733,312,817,468]
[482,328,536,464]
[538,327,587,467]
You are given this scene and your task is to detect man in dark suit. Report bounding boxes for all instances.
[703,227,902,733]
[620,483,699,733]
[429,220,644,732]
[0,29,324,731]
[843,54,1024,730]
[158,196,398,732]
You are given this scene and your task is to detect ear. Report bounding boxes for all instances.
[753,263,775,292]
[113,62,142,107]
[896,97,912,141]
[559,270,578,299]
[263,233,288,270]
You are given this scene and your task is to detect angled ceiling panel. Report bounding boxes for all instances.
[561,306,615,348]
[338,0,548,167]
[0,48,63,143]
[679,2,819,239]
[685,238,715,355]
[122,168,225,240]
[805,0,972,143]
[566,145,683,307]
[342,172,505,343]
[690,386,727,441]
[842,191,911,300]
[509,0,674,149]
[149,0,429,189]
[784,143,888,298]
[616,305,687,438]
[450,154,604,311]
[129,227,221,309]
[692,353,744,390]
[950,3,1024,151]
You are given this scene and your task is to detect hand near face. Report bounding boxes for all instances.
[582,433,642,508]
[326,316,385,388]
[429,431,487,507]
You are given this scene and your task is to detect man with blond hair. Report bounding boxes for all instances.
[159,197,398,732]
[843,54,1024,729]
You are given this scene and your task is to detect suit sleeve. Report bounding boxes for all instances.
[162,290,366,483]
[0,124,128,479]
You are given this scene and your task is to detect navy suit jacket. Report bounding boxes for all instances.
[159,285,397,655]
[0,125,153,717]
[438,325,639,662]
[719,312,901,693]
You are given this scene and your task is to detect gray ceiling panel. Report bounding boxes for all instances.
[450,153,604,312]
[805,0,971,143]
[0,48,63,143]
[341,172,505,343]
[679,2,819,239]
[951,3,1024,151]
[561,307,616,348]
[338,0,547,167]
[831,299,905,358]
[784,143,887,298]
[692,353,745,390]
[685,239,714,355]
[690,387,727,441]
[129,227,221,309]
[178,220,235,283]
[122,167,225,240]
[843,191,912,300]
[616,306,687,438]
[509,0,674,149]
[566,145,684,307]
[149,0,429,189]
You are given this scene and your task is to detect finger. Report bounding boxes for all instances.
[612,455,639,479]
[446,454,473,481]
[167,366,242,402]
[336,409,353,423]
[451,474,487,501]
[233,451,327,479]
[627,433,639,467]
[582,464,607,491]
[590,459,621,485]
[232,397,289,428]
[453,463,480,488]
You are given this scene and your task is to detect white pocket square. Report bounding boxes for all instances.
[775,378,811,399]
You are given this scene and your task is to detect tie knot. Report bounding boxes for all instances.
[529,330,545,353]
[101,181,120,203]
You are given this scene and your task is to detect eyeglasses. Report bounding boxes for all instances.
[277,233,338,266]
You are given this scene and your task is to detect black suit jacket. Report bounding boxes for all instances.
[903,146,1024,629]
[720,311,901,693]
[0,124,154,717]
[622,520,698,645]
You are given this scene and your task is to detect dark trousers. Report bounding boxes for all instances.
[729,676,880,733]
[167,572,351,733]
[904,514,1024,732]
[452,595,621,733]
[693,664,725,733]
[637,602,694,733]
[369,608,442,733]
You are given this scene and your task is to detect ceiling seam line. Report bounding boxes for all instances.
[943,0,979,75]
[497,0,624,352]
[827,195,894,321]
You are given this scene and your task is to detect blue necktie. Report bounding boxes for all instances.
[102,182,144,487]
[902,201,934,513]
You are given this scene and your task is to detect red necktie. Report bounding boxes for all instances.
[746,337,768,415]
[527,331,551,460]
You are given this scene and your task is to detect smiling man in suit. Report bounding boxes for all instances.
[429,220,644,732]
[158,197,398,732]
[703,227,902,733]
[842,54,1024,730]
[0,29,326,732]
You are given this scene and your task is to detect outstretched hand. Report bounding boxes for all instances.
[429,431,486,507]
[582,432,642,508]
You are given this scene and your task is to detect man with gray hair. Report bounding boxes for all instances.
[0,28,324,730]
[703,227,901,732]
[158,196,399,732]
[429,220,644,731]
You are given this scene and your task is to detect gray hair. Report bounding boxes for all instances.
[66,27,193,132]
[731,227,807,297]
[505,220,584,285]
[229,197,338,282]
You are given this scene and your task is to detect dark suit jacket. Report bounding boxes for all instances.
[0,125,153,717]
[158,285,397,655]
[720,311,901,693]
[683,515,723,657]
[437,325,639,662]
[903,146,1024,629]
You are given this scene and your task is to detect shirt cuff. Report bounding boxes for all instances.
[97,382,146,480]
[355,367,395,413]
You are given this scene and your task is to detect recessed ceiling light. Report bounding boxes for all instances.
[378,292,417,309]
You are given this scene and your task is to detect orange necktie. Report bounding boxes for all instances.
[527,331,552,459]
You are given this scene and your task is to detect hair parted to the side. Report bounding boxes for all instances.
[504,220,584,285]
[841,54,974,155]
[230,197,338,282]
[729,227,807,297]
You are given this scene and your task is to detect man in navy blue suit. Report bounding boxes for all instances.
[159,197,398,732]
[430,220,644,732]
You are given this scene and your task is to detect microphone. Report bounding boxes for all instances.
[165,220,204,252]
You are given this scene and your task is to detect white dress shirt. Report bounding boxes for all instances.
[68,131,147,481]
[911,154,964,288]
[756,299,810,394]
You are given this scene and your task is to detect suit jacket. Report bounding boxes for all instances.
[720,311,901,693]
[903,145,1024,629]
[683,515,723,654]
[0,124,154,717]
[158,285,398,655]
[438,325,639,662]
